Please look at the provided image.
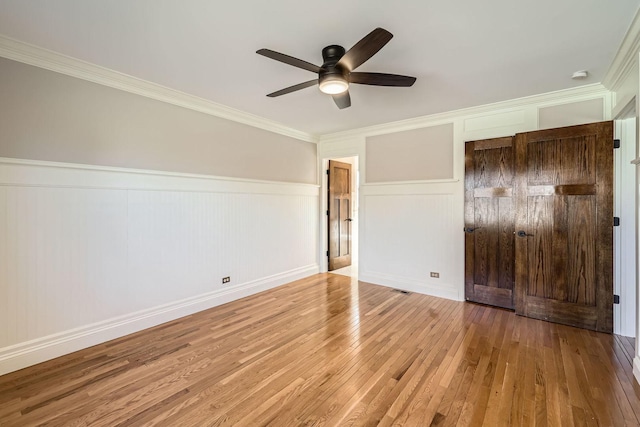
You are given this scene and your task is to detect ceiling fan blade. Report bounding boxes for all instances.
[349,72,416,87]
[257,49,321,73]
[332,91,351,109]
[337,28,393,72]
[267,80,318,97]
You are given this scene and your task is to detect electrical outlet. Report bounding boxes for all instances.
[430,272,440,278]
[222,276,230,284]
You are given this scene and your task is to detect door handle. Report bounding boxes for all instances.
[464,227,480,233]
[515,230,533,237]
[345,218,353,222]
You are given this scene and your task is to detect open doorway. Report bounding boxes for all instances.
[326,156,358,278]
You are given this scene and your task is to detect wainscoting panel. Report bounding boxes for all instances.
[0,158,319,375]
[359,182,463,300]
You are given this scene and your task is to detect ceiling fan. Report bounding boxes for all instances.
[256,28,416,109]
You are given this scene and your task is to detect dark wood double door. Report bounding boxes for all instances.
[464,122,613,333]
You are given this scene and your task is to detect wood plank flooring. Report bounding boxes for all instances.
[1,273,640,426]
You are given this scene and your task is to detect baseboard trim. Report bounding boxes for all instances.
[359,271,462,301]
[0,264,319,376]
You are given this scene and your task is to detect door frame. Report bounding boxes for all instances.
[319,155,360,273]
[328,160,353,271]
[612,110,637,337]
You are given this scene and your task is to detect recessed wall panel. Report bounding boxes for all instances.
[366,123,454,182]
[538,98,604,130]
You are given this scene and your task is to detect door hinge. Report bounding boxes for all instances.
[614,217,620,227]
[614,294,620,304]
[326,170,329,175]
[326,250,329,257]
[326,210,329,216]
[614,139,620,149]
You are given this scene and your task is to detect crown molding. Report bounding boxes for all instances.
[0,35,318,143]
[603,7,640,91]
[0,33,615,145]
[320,83,609,142]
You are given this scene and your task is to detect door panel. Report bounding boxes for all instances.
[464,137,515,309]
[514,121,612,333]
[328,160,352,271]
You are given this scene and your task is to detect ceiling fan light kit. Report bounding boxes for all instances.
[257,28,416,109]
[319,74,349,94]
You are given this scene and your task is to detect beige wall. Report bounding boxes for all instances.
[365,123,454,182]
[538,98,604,130]
[0,58,317,184]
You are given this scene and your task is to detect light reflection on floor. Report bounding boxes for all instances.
[331,264,358,278]
[326,268,361,351]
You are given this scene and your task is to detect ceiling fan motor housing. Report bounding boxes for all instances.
[322,45,345,63]
[320,45,348,80]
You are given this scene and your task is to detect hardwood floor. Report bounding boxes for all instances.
[1,273,640,426]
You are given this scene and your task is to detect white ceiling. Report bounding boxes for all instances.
[0,0,638,136]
